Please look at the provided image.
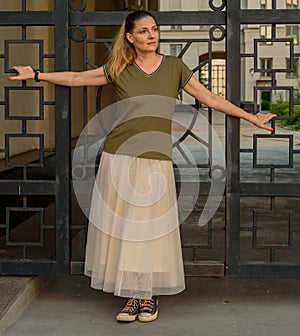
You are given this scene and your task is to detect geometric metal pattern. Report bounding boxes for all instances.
[1,0,300,278]
[253,209,293,251]
[6,207,44,246]
[253,134,293,168]
[254,38,294,73]
[5,87,44,120]
[239,196,298,266]
[227,1,300,277]
[5,133,44,167]
[4,40,44,73]
[253,86,294,117]
[0,0,70,275]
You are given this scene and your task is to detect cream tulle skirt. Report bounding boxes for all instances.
[84,151,185,299]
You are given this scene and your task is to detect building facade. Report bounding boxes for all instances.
[159,0,299,109]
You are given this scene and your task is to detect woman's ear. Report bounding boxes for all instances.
[126,32,134,44]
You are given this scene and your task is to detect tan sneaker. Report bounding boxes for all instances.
[138,296,158,322]
[116,298,140,322]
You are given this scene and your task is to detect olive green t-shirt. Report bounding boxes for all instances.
[102,55,193,161]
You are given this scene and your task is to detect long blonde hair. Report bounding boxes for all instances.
[106,10,157,79]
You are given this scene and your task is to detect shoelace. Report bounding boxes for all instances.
[121,298,139,314]
[140,299,154,313]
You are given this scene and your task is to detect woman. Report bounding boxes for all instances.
[9,10,276,323]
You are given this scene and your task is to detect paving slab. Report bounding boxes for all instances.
[0,276,49,335]
[0,277,30,322]
[2,275,300,336]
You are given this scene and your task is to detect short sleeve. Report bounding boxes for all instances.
[177,58,193,88]
[103,64,113,84]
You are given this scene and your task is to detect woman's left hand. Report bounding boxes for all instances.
[253,112,277,132]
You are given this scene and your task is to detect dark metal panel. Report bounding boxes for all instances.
[228,6,300,278]
[70,11,226,26]
[70,181,218,197]
[240,183,300,197]
[225,1,241,277]
[240,9,300,24]
[0,181,56,195]
[232,263,300,278]
[70,261,225,277]
[184,261,224,277]
[0,11,55,26]
[53,0,70,275]
[0,260,56,275]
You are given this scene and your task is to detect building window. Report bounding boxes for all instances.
[261,0,272,9]
[260,25,272,45]
[287,0,298,9]
[286,58,299,78]
[212,62,226,98]
[286,25,299,44]
[170,44,182,57]
[260,58,273,77]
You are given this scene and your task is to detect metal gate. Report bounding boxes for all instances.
[1,0,300,277]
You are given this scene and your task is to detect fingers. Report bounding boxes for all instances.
[8,75,19,81]
[258,123,274,132]
[257,112,277,120]
[265,113,277,122]
[8,65,34,81]
[254,113,276,132]
[11,65,25,74]
[262,115,276,125]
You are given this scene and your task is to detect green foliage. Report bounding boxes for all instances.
[270,99,300,130]
[200,70,208,88]
[261,99,270,111]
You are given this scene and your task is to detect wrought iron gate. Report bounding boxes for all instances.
[1,1,300,277]
[0,0,70,274]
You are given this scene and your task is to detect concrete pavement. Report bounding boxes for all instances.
[2,275,300,336]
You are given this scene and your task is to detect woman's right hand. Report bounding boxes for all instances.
[8,65,109,87]
[8,66,35,81]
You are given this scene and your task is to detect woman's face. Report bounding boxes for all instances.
[126,16,159,53]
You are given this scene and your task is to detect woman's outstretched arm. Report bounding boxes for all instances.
[8,65,109,87]
[183,75,277,132]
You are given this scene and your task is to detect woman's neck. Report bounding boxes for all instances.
[133,53,163,75]
[135,53,162,65]
[135,52,160,65]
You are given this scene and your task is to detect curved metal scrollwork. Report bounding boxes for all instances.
[209,25,226,42]
[69,0,87,12]
[209,0,226,11]
[69,25,87,42]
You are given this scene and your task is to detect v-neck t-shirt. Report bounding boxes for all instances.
[102,55,193,161]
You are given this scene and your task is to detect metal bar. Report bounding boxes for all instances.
[70,261,225,277]
[184,262,224,277]
[0,11,55,25]
[229,263,300,278]
[54,0,70,275]
[240,183,300,197]
[0,260,56,275]
[70,11,226,26]
[240,10,300,24]
[225,1,241,277]
[0,181,56,195]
